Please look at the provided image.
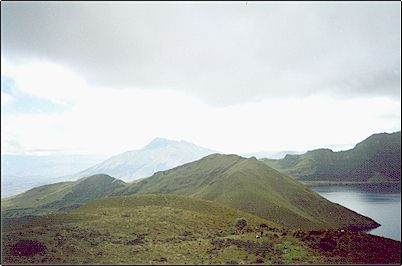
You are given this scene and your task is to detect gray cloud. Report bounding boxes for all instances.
[2,2,400,106]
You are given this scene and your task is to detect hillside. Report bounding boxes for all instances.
[241,150,303,159]
[1,174,127,218]
[2,194,400,264]
[261,131,401,182]
[117,154,379,230]
[72,138,215,182]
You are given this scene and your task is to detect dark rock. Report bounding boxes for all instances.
[319,236,337,252]
[10,240,47,257]
[309,230,322,236]
[182,231,193,237]
[125,235,145,245]
[255,257,264,264]
[259,223,269,229]
[234,218,248,232]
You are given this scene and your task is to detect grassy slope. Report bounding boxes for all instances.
[1,174,127,217]
[3,194,400,264]
[262,131,401,182]
[1,194,297,264]
[118,154,378,230]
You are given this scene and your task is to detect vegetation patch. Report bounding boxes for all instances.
[9,239,47,257]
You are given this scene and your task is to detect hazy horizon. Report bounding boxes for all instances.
[0,131,399,158]
[1,2,401,156]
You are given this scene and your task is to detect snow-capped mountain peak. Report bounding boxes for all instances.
[74,138,216,182]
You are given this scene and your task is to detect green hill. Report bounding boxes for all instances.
[262,131,401,182]
[117,154,379,230]
[2,174,127,218]
[2,194,400,264]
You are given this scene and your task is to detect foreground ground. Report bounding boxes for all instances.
[1,195,401,264]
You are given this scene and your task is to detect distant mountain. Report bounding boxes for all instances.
[2,174,126,217]
[261,131,401,182]
[117,153,378,230]
[1,154,108,198]
[72,138,215,182]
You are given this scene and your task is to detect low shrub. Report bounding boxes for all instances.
[10,239,47,257]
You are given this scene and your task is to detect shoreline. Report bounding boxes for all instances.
[302,180,401,187]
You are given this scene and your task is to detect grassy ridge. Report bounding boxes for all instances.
[3,154,380,231]
[262,131,401,182]
[118,154,379,230]
[2,174,127,217]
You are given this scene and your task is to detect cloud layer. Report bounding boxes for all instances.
[2,60,400,155]
[2,2,400,106]
[1,2,401,155]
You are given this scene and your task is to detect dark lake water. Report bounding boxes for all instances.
[310,184,401,241]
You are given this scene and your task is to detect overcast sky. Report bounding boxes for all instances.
[1,1,401,155]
